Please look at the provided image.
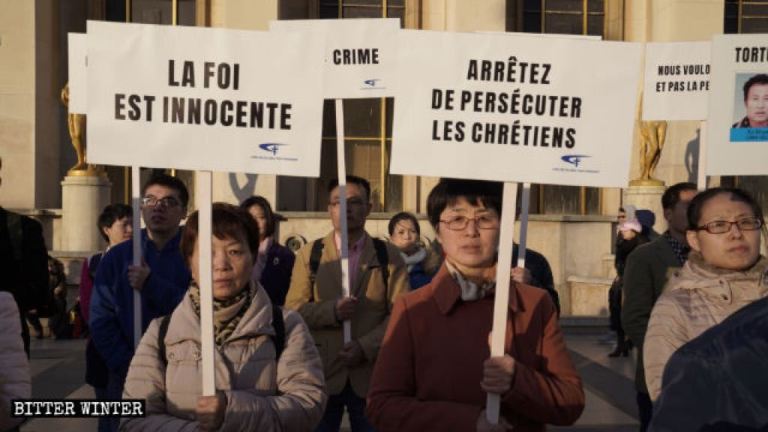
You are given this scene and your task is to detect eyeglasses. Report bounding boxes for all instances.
[329,198,367,207]
[695,217,763,234]
[141,196,181,208]
[439,215,499,231]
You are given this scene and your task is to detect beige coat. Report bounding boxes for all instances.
[0,292,30,431]
[284,232,410,397]
[644,252,768,401]
[121,283,326,431]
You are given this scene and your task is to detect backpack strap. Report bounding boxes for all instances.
[157,314,172,368]
[372,238,391,313]
[372,238,390,288]
[271,305,285,359]
[308,239,324,303]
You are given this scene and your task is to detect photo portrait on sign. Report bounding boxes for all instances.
[731,73,768,142]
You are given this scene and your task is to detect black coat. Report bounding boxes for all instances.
[650,295,768,431]
[0,207,48,312]
[259,242,295,306]
[513,243,559,315]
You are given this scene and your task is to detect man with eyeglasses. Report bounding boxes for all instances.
[621,182,697,432]
[90,173,191,431]
[285,175,410,432]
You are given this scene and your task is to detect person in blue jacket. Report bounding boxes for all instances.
[89,173,191,432]
[388,212,437,289]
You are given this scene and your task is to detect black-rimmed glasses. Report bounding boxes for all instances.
[695,217,763,234]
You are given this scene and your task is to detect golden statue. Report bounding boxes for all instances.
[60,83,101,176]
[630,120,667,186]
[631,92,666,187]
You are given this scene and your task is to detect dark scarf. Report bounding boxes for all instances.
[188,282,254,346]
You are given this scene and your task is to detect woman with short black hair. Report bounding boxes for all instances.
[368,179,584,431]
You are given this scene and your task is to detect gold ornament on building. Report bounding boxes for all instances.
[60,83,103,177]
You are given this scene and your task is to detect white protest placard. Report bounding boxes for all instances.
[270,18,399,99]
[390,30,642,188]
[86,21,325,176]
[642,42,711,121]
[271,18,398,344]
[707,35,768,175]
[390,30,642,424]
[67,33,87,114]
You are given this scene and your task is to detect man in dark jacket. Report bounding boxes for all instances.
[650,295,768,431]
[90,174,191,432]
[0,207,49,356]
[621,182,697,432]
[512,243,559,315]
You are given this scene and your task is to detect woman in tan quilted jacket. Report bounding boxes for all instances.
[644,187,768,401]
[121,203,326,431]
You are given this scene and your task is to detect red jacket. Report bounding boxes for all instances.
[367,264,584,431]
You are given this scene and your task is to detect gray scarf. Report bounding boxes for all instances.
[445,260,496,301]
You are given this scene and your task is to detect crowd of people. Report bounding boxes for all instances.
[0,173,766,432]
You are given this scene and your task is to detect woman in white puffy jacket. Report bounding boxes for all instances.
[0,291,31,431]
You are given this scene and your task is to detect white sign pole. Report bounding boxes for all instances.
[335,99,352,344]
[697,121,707,191]
[516,183,531,268]
[196,171,216,396]
[131,165,142,348]
[486,181,519,424]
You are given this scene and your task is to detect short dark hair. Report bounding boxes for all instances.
[142,173,190,208]
[426,178,503,230]
[97,203,132,242]
[240,195,276,238]
[661,182,697,210]
[328,175,371,202]
[180,203,260,265]
[743,74,768,101]
[687,187,765,233]
[388,212,421,236]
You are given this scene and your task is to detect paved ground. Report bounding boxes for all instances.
[20,328,639,432]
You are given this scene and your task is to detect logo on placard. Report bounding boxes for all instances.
[251,143,298,162]
[361,78,385,90]
[561,155,590,168]
[553,154,599,174]
[259,143,286,156]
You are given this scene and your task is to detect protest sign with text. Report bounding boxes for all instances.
[707,34,768,175]
[270,18,399,99]
[390,30,642,188]
[642,41,711,121]
[270,18,398,344]
[86,21,325,176]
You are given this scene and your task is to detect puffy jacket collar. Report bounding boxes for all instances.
[667,252,768,303]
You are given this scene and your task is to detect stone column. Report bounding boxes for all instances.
[623,185,666,233]
[61,175,111,252]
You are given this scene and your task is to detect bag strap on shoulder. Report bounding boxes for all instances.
[372,238,391,313]
[308,239,324,302]
[271,305,285,359]
[157,314,172,368]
